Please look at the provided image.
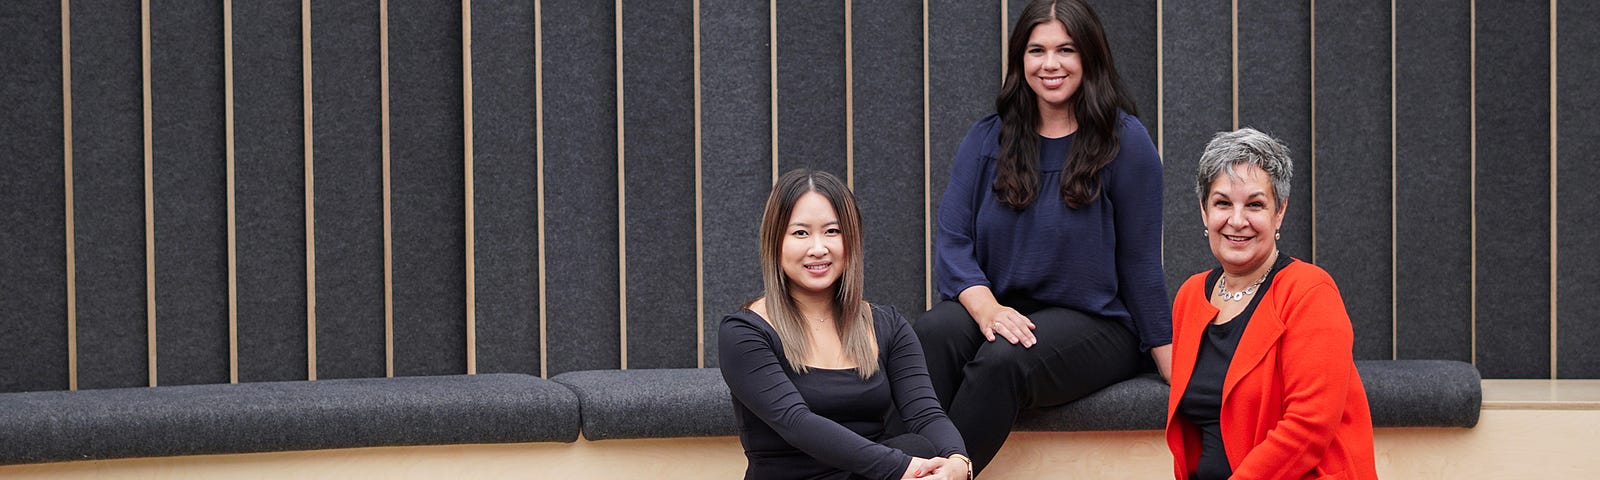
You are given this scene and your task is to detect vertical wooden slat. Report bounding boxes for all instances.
[844,0,853,188]
[923,0,931,310]
[303,0,316,381]
[1548,0,1558,379]
[142,0,157,388]
[225,0,238,384]
[535,0,546,379]
[381,0,394,378]
[694,0,704,368]
[463,0,476,375]
[63,0,77,391]
[616,0,627,370]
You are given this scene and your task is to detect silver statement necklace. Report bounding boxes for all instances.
[1216,259,1274,302]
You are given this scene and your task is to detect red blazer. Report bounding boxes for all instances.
[1165,260,1377,480]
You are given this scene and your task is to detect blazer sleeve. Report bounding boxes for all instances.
[718,314,913,480]
[1232,279,1356,479]
[879,306,968,458]
[1106,114,1172,351]
[934,115,1001,301]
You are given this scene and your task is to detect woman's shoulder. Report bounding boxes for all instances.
[1273,258,1339,291]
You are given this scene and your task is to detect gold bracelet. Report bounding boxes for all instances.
[949,454,974,480]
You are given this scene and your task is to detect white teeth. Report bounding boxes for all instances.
[1224,235,1249,242]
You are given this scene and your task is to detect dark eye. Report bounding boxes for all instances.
[825,228,842,236]
[1247,201,1266,209]
[1027,47,1043,54]
[1212,199,1230,208]
[1059,46,1075,54]
[791,229,808,238]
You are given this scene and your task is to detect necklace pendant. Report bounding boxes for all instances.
[1229,292,1244,301]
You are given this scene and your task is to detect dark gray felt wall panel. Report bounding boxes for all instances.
[0,2,68,393]
[1559,1,1600,379]
[1312,0,1392,361]
[1474,0,1550,379]
[1159,0,1231,296]
[310,1,386,380]
[70,0,149,390]
[852,0,925,321]
[622,0,698,369]
[388,0,465,377]
[471,0,540,375]
[699,0,771,367]
[1237,0,1312,263]
[232,0,308,383]
[776,1,846,176]
[1089,0,1158,136]
[927,0,998,302]
[1395,0,1471,364]
[542,0,620,375]
[151,0,229,387]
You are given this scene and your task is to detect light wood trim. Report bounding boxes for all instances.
[1309,0,1317,264]
[225,0,239,384]
[1231,0,1239,130]
[381,0,395,378]
[1548,0,1557,379]
[922,0,931,311]
[142,0,157,388]
[303,0,317,381]
[844,0,853,189]
[1000,0,1007,82]
[1156,0,1164,267]
[536,0,547,379]
[770,0,777,184]
[1469,0,1477,367]
[463,0,477,375]
[693,0,705,368]
[1390,0,1398,360]
[616,0,628,370]
[63,0,78,391]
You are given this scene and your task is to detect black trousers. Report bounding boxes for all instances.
[915,299,1140,475]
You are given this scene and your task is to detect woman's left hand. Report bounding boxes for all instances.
[1150,344,1173,383]
[905,457,969,479]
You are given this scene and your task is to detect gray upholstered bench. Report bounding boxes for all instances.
[0,374,580,465]
[554,359,1480,441]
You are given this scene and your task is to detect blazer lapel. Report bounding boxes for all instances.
[1223,292,1286,399]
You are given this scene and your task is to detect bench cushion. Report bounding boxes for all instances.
[0,373,579,465]
[1017,359,1481,431]
[552,368,737,440]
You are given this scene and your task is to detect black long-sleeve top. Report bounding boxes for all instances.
[719,304,967,480]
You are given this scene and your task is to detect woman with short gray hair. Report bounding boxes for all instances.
[1164,128,1377,479]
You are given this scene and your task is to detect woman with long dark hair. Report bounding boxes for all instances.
[721,170,971,480]
[917,0,1172,473]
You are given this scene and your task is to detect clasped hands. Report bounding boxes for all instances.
[903,456,971,479]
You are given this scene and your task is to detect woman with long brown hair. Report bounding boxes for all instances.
[917,0,1172,473]
[721,170,971,480]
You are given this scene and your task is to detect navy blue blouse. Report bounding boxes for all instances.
[719,304,966,480]
[934,113,1172,351]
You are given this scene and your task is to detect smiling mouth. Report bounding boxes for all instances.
[1223,234,1251,242]
[804,263,831,272]
[1040,76,1065,87]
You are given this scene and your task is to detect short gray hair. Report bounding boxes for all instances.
[1194,128,1293,209]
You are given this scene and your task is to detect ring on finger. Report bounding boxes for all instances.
[993,321,1002,329]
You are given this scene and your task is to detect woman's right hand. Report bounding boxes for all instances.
[902,457,967,479]
[959,285,1037,348]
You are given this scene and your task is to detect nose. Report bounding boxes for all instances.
[807,237,828,257]
[1227,208,1248,230]
[1042,52,1060,70]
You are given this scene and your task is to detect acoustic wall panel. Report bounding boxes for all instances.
[0,2,68,393]
[927,0,999,302]
[542,0,619,375]
[233,0,308,382]
[622,0,698,369]
[1394,0,1471,363]
[1089,0,1158,137]
[700,0,772,367]
[852,0,926,319]
[71,0,149,390]
[1312,0,1392,361]
[388,0,465,377]
[310,1,386,380]
[1558,0,1600,379]
[1474,0,1550,379]
[1160,0,1232,295]
[1237,0,1312,263]
[470,0,540,375]
[775,1,846,176]
[150,0,230,386]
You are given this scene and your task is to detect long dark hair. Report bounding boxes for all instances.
[995,0,1136,210]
